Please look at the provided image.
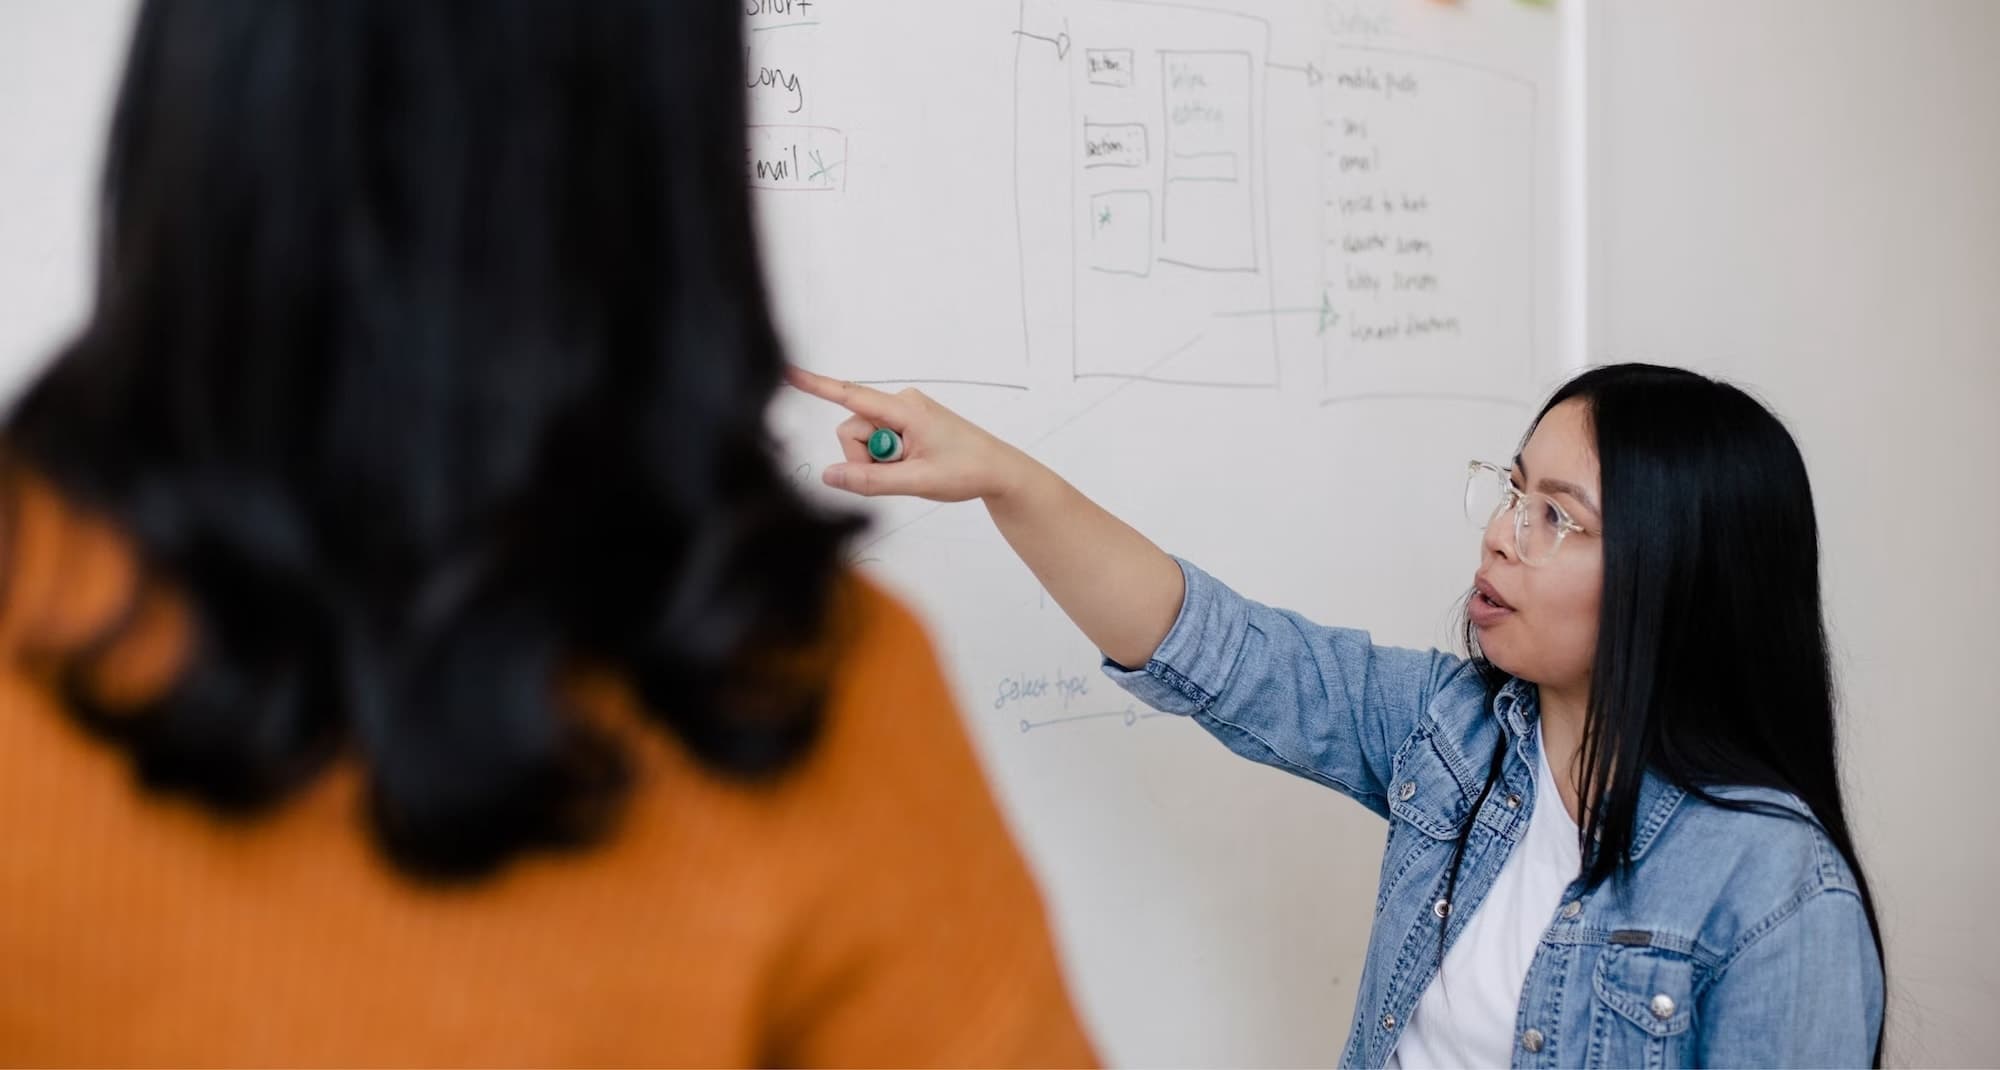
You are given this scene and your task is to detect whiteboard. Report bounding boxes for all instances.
[0,1,1579,1063]
[757,0,1579,1062]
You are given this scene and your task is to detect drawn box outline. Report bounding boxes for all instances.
[1157,48,1259,273]
[1316,44,1540,405]
[1082,121,1151,169]
[1040,0,1279,390]
[1087,188,1155,278]
[1086,48,1138,87]
[746,124,849,192]
[1167,149,1239,183]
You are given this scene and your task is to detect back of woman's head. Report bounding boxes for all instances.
[2,0,862,880]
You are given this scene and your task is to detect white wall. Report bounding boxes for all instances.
[0,0,133,396]
[1589,2,2000,1064]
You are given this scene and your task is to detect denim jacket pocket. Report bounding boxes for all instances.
[1375,732,1469,916]
[1386,731,1470,840]
[1588,942,1697,1069]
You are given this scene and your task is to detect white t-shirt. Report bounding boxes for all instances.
[1388,726,1580,1068]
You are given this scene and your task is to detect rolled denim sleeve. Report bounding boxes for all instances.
[1101,557,1477,817]
[1693,887,1884,1067]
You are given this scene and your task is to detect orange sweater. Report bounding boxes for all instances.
[0,471,1097,1068]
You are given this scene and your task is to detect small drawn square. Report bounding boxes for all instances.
[1083,122,1149,169]
[1087,49,1136,87]
[1088,190,1152,277]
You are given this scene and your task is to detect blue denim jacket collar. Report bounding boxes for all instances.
[1491,677,1686,862]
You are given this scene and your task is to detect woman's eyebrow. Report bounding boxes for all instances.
[1539,476,1601,517]
[1515,453,1601,517]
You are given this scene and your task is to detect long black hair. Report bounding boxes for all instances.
[1440,363,1883,1054]
[0,0,862,880]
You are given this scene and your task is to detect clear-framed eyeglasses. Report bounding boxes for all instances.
[1464,460,1593,566]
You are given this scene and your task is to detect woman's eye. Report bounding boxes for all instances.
[1541,500,1564,528]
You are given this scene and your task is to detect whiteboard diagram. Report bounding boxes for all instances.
[1021,0,1281,388]
[1318,46,1538,403]
[755,0,1555,408]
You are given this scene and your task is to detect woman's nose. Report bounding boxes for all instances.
[1481,504,1516,562]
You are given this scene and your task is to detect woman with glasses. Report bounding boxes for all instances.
[792,362,1885,1068]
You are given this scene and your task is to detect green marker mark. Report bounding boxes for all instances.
[807,150,843,186]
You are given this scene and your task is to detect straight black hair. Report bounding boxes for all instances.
[1,0,862,881]
[1439,363,1884,1061]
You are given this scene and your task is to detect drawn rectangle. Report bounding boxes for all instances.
[1083,122,1149,169]
[1158,51,1256,271]
[1319,48,1537,402]
[1041,0,1277,388]
[746,125,847,191]
[1167,151,1238,183]
[1088,190,1153,276]
[1087,48,1137,87]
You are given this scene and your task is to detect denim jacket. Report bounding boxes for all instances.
[1103,559,1883,1068]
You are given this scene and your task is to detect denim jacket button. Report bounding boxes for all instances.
[1521,1028,1545,1053]
[1432,898,1450,919]
[1382,1013,1397,1031]
[1650,994,1676,1020]
[1505,792,1522,809]
[1399,781,1417,801]
[1560,899,1581,919]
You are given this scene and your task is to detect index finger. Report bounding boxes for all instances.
[785,367,914,428]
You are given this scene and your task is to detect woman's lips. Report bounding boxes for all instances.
[1470,575,1515,626]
